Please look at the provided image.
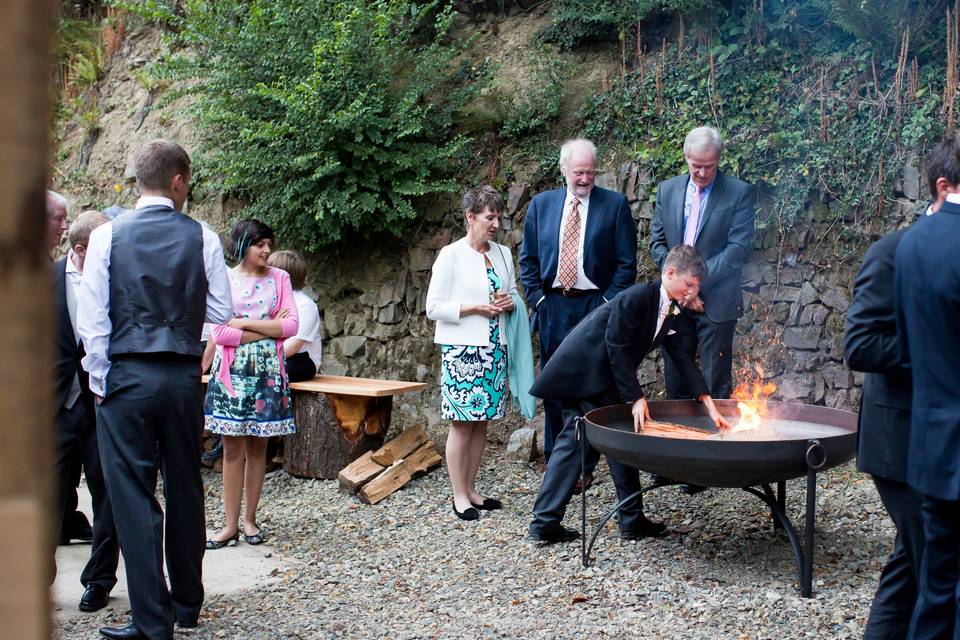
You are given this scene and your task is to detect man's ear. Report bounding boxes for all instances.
[936,177,955,197]
[73,244,86,258]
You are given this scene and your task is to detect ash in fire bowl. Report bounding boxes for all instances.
[641,414,853,442]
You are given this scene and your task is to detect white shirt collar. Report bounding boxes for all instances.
[659,284,671,313]
[66,249,82,276]
[947,193,960,205]
[565,188,590,207]
[135,195,176,210]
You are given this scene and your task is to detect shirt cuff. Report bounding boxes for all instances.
[88,375,106,398]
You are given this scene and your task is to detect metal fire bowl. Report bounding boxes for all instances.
[583,400,858,488]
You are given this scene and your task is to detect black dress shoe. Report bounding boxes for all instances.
[452,499,479,521]
[470,497,502,510]
[176,618,199,628]
[99,623,148,640]
[620,518,668,541]
[79,584,110,612]
[680,483,708,496]
[61,511,94,544]
[528,524,579,544]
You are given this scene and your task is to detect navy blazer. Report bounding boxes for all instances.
[529,281,708,403]
[519,185,637,311]
[894,200,960,500]
[53,257,91,411]
[844,229,911,482]
[649,172,755,323]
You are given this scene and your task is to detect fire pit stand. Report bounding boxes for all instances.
[576,416,832,598]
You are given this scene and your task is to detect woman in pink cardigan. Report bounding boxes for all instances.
[203,219,299,548]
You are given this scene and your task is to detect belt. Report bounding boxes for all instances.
[547,287,595,299]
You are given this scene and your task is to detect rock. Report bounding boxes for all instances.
[623,163,640,201]
[377,302,403,324]
[528,413,545,452]
[759,284,801,303]
[415,364,431,382]
[344,312,365,335]
[798,282,819,307]
[902,154,920,200]
[771,302,790,324]
[377,282,402,308]
[321,353,349,376]
[783,326,822,351]
[799,304,828,326]
[358,292,377,307]
[820,287,850,313]
[324,309,343,337]
[331,336,366,359]
[371,320,408,341]
[595,172,618,190]
[409,247,435,272]
[779,374,814,400]
[424,229,453,250]
[741,262,763,289]
[505,427,538,462]
[506,182,530,215]
[810,201,831,222]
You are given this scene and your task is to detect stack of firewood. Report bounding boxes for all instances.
[338,425,442,504]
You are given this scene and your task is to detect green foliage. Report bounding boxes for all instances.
[582,35,944,231]
[119,0,480,251]
[824,0,948,56]
[542,0,719,50]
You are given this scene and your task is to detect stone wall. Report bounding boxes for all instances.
[316,156,929,442]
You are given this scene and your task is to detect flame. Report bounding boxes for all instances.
[731,365,777,432]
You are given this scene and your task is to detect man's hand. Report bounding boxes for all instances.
[631,397,650,433]
[683,295,704,313]
[700,395,731,431]
[94,394,103,405]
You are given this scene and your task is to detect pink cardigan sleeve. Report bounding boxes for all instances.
[273,268,299,338]
[210,323,242,346]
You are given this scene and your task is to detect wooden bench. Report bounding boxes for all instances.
[202,374,426,479]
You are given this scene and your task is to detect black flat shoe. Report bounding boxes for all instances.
[205,531,239,550]
[99,623,148,640]
[243,527,266,545]
[452,499,479,521]
[620,518,668,540]
[79,584,110,612]
[681,483,708,496]
[470,497,502,510]
[528,524,579,544]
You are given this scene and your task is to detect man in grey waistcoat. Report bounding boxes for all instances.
[77,139,232,640]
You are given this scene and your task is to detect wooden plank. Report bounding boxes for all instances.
[370,425,428,466]
[642,420,713,440]
[0,499,45,639]
[338,451,386,491]
[201,374,426,397]
[405,442,443,477]
[358,460,411,504]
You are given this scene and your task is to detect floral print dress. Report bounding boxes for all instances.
[204,270,296,437]
[439,267,507,421]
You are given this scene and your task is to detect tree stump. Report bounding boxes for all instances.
[283,392,393,479]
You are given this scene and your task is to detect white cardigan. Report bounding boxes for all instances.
[425,238,518,346]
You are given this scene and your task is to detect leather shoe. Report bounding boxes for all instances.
[680,483,707,496]
[470,497,502,510]
[528,523,579,544]
[60,511,94,544]
[79,584,109,612]
[620,518,668,541]
[452,499,479,521]
[99,623,148,640]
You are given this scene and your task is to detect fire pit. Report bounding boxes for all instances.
[578,399,858,597]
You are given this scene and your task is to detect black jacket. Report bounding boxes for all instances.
[530,281,709,402]
[53,257,92,410]
[844,230,911,482]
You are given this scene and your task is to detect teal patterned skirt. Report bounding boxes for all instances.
[439,267,507,422]
[204,339,296,437]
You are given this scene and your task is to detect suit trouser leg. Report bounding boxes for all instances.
[78,399,120,592]
[157,363,206,625]
[97,359,175,640]
[908,495,960,640]
[694,315,736,399]
[529,400,601,532]
[864,476,924,640]
[52,401,86,583]
[537,292,604,461]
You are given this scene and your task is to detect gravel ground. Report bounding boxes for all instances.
[55,446,891,639]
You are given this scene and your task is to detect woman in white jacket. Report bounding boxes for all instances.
[426,186,518,521]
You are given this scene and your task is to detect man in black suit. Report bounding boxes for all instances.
[520,138,638,462]
[845,141,960,639]
[893,139,960,640]
[649,127,754,400]
[527,246,730,543]
[53,211,120,612]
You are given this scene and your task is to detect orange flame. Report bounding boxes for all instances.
[731,365,777,432]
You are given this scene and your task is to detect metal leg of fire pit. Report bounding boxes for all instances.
[741,484,808,596]
[581,480,681,567]
[774,480,786,531]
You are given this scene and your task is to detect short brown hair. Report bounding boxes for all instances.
[462,185,504,217]
[663,245,707,282]
[134,139,191,191]
[267,249,307,290]
[68,210,109,249]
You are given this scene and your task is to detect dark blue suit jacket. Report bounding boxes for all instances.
[529,281,708,403]
[844,229,911,482]
[53,257,92,411]
[894,200,960,500]
[519,185,637,312]
[649,172,755,323]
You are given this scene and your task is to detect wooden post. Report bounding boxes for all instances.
[283,393,393,479]
[0,0,55,638]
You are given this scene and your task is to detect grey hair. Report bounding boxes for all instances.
[68,210,109,249]
[46,190,68,218]
[683,127,723,157]
[558,138,598,171]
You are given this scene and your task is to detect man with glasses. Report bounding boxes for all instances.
[520,138,638,478]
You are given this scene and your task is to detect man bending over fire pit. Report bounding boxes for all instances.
[527,245,731,544]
